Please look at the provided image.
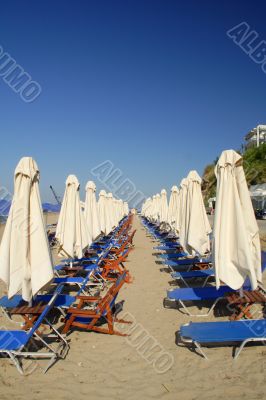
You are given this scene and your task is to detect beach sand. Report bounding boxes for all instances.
[0,215,265,399]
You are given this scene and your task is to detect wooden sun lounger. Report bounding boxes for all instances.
[62,271,132,336]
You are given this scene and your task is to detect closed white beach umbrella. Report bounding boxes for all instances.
[155,194,161,222]
[150,195,158,222]
[56,175,91,258]
[84,181,101,241]
[107,193,116,230]
[124,202,129,216]
[118,199,124,220]
[0,157,54,302]
[142,197,152,219]
[98,190,113,235]
[167,185,179,231]
[98,190,107,234]
[149,195,157,221]
[159,189,168,223]
[177,178,188,239]
[185,170,211,256]
[116,198,122,225]
[112,198,119,227]
[214,150,261,290]
[123,201,127,216]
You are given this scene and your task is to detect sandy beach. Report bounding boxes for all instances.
[1,1,265,398]
[0,215,265,400]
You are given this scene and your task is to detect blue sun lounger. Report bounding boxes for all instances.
[164,258,212,272]
[158,252,188,259]
[54,245,112,273]
[165,282,259,317]
[166,257,266,317]
[0,285,69,374]
[154,244,180,251]
[0,271,97,321]
[59,244,112,267]
[53,264,104,293]
[154,245,176,251]
[165,285,234,316]
[171,269,214,287]
[0,293,76,322]
[180,319,266,359]
[171,252,266,289]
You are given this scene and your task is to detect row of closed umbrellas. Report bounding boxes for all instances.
[0,157,129,302]
[56,175,129,259]
[141,149,262,291]
[142,170,211,256]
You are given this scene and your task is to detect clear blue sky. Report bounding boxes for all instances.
[0,0,265,203]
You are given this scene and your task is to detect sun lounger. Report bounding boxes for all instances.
[171,257,266,289]
[179,319,266,359]
[165,285,233,316]
[0,268,100,321]
[62,271,131,335]
[171,268,214,287]
[165,257,211,266]
[158,252,188,259]
[0,292,76,322]
[154,244,181,251]
[165,261,266,317]
[0,285,69,374]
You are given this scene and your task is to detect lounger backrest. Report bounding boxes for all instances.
[76,270,95,296]
[26,285,64,338]
[97,272,126,314]
[98,245,112,263]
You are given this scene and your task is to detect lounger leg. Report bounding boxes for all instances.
[8,351,24,375]
[202,276,211,287]
[44,318,69,356]
[233,338,252,360]
[178,298,222,317]
[194,341,208,360]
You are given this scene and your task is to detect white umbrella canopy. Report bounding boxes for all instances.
[184,170,211,256]
[98,190,113,235]
[0,157,54,302]
[56,175,91,259]
[118,199,124,220]
[149,195,157,221]
[116,199,121,221]
[167,185,179,231]
[159,189,168,223]
[84,181,101,242]
[98,190,107,234]
[145,196,155,221]
[213,150,261,290]
[107,193,116,230]
[142,197,152,218]
[112,198,119,227]
[177,178,188,240]
[124,202,129,216]
[154,193,161,222]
